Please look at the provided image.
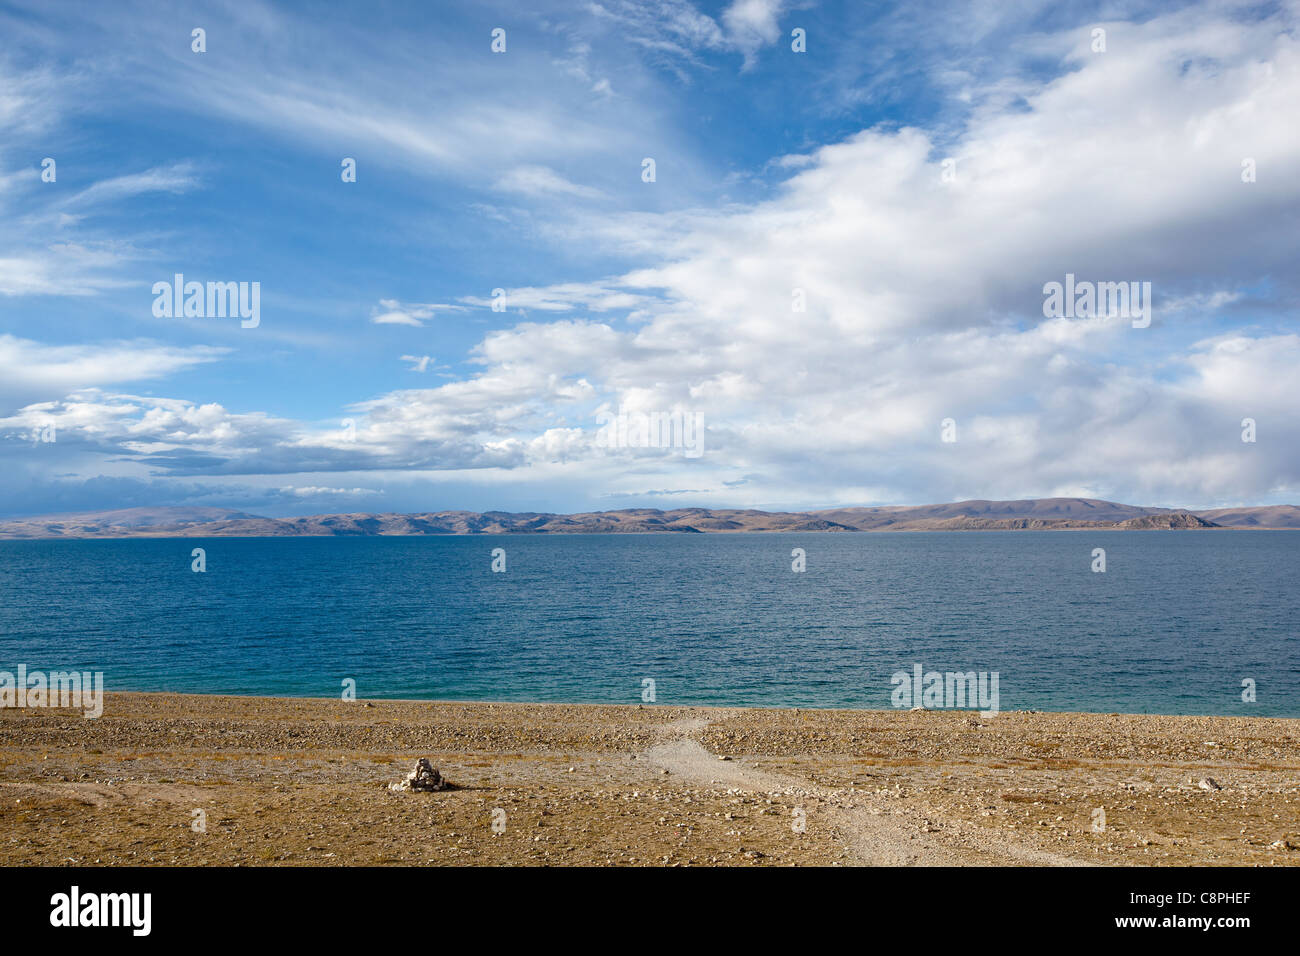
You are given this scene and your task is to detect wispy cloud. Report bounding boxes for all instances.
[495,165,606,200]
[401,355,435,372]
[371,299,464,327]
[0,336,225,391]
[62,162,202,211]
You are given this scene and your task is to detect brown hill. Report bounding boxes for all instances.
[1196,505,1300,529]
[813,497,1166,528]
[1,499,1294,539]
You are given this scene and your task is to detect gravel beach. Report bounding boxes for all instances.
[2,693,1297,866]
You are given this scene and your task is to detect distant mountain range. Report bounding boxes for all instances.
[1,498,1298,539]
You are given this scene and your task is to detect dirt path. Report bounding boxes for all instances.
[645,716,1088,866]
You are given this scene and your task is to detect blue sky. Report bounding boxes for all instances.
[1,0,1297,517]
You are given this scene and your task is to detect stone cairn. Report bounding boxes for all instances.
[389,758,448,792]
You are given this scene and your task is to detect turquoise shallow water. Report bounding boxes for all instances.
[0,531,1295,716]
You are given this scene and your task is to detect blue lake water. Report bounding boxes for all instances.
[0,531,1296,716]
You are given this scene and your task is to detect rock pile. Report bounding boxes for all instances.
[389,758,448,792]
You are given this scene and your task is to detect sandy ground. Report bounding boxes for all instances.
[1,693,1298,866]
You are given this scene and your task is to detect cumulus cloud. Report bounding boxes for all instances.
[722,0,788,65]
[2,1,1297,514]
[404,4,1300,506]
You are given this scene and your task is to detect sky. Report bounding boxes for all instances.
[0,0,1297,518]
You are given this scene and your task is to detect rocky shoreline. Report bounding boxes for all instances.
[1,693,1297,866]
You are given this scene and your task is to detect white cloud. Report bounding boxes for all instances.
[495,165,605,200]
[371,299,458,327]
[591,0,789,69]
[2,1,1297,513]
[66,163,202,209]
[277,485,382,497]
[0,242,140,297]
[722,0,787,65]
[460,284,652,314]
[0,336,226,401]
[401,354,434,372]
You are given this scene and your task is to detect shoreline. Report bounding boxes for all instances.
[2,691,1297,866]
[8,686,1293,721]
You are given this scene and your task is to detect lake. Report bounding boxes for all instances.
[0,531,1295,716]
